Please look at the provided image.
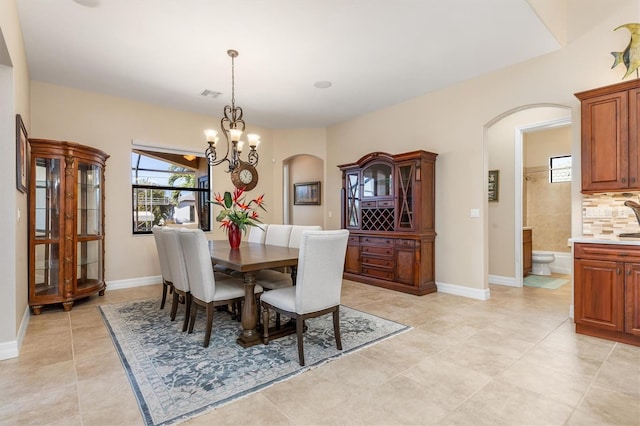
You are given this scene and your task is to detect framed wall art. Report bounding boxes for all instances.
[16,114,27,193]
[488,169,499,202]
[293,181,321,205]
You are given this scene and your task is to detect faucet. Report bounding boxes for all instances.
[621,200,640,237]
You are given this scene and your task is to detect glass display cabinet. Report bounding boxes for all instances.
[339,150,437,295]
[28,139,109,314]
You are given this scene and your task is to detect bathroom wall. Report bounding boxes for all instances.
[523,126,572,252]
[582,193,640,238]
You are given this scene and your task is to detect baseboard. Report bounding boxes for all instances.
[437,281,491,301]
[488,275,518,287]
[0,305,30,360]
[550,252,571,275]
[107,275,161,291]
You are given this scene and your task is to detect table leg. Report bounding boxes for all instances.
[236,272,262,348]
[291,265,297,285]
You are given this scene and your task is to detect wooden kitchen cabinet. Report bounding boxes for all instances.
[339,150,437,295]
[575,80,640,193]
[573,243,640,346]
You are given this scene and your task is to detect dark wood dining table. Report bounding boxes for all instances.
[208,240,299,348]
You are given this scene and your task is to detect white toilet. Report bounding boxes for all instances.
[531,252,555,276]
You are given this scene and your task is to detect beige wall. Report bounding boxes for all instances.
[326,0,638,293]
[524,126,572,253]
[487,107,570,280]
[271,128,327,226]
[288,155,324,226]
[30,81,278,282]
[0,0,31,351]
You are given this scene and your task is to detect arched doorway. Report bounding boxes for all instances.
[486,105,572,287]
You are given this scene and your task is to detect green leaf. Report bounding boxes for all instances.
[223,191,233,209]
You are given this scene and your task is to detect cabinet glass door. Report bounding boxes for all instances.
[77,162,103,290]
[33,158,62,296]
[397,163,414,229]
[77,163,102,236]
[346,172,360,228]
[362,163,392,198]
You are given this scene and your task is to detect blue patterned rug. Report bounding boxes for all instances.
[99,298,409,426]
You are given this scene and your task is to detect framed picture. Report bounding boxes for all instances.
[16,114,27,193]
[488,170,499,202]
[294,181,321,205]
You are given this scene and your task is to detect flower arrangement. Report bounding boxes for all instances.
[211,188,266,234]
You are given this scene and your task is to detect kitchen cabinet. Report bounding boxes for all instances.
[339,150,437,295]
[28,139,109,314]
[575,79,640,193]
[573,243,640,346]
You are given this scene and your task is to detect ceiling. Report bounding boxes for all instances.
[16,0,560,129]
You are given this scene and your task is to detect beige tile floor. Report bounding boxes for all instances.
[1,276,639,425]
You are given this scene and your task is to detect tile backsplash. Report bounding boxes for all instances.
[582,192,640,238]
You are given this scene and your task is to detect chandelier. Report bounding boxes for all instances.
[205,49,260,171]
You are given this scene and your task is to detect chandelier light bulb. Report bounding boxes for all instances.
[237,141,245,153]
[229,128,243,143]
[205,129,218,142]
[247,133,260,148]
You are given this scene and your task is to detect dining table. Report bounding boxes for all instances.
[208,240,299,348]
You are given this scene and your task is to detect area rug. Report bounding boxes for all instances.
[99,298,409,426]
[523,275,569,289]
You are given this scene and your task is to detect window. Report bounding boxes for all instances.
[550,155,571,183]
[131,149,210,234]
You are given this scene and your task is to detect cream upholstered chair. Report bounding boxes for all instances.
[152,225,173,309]
[232,224,292,290]
[247,224,269,244]
[288,225,322,249]
[179,228,263,347]
[162,226,192,332]
[261,229,349,366]
[264,224,293,247]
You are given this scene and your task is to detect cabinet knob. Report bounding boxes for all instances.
[627,269,632,276]
[622,177,627,183]
[632,177,637,184]
[617,267,622,275]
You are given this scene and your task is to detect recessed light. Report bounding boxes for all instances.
[72,0,101,7]
[313,81,332,89]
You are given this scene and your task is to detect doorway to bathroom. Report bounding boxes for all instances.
[521,120,573,286]
[487,105,572,288]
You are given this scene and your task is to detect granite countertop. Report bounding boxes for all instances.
[570,236,640,246]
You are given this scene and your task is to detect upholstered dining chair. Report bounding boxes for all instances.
[247,224,269,244]
[264,224,293,247]
[261,229,349,366]
[288,225,322,249]
[152,225,173,309]
[179,228,264,347]
[162,226,192,332]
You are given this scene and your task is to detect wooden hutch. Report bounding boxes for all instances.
[338,150,437,295]
[28,139,109,314]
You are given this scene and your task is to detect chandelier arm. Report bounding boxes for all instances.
[247,149,259,166]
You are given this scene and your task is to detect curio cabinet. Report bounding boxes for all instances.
[28,139,109,314]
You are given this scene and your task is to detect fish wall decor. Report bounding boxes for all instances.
[612,23,640,79]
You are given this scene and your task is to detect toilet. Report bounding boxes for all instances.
[531,252,555,276]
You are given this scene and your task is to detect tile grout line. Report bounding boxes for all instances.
[562,342,618,425]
